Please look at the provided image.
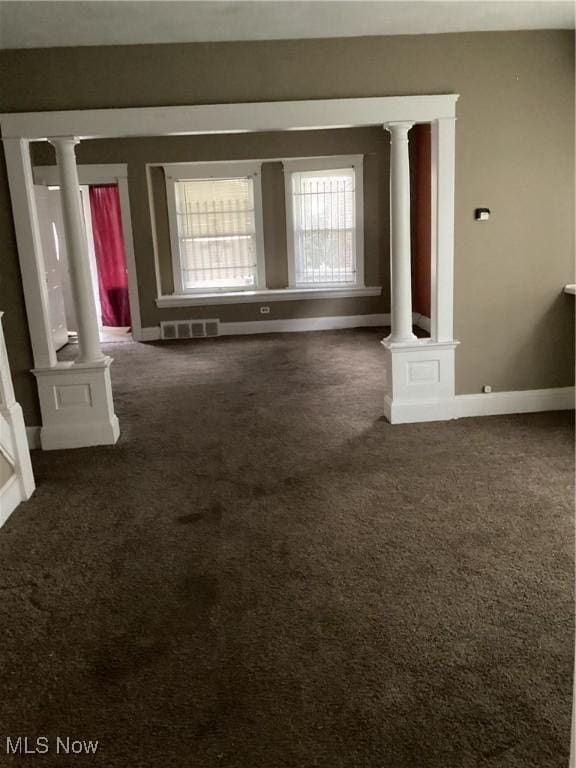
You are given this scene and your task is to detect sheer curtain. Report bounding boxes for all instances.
[89,184,131,327]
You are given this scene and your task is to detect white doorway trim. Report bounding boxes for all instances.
[1,94,458,438]
[33,163,143,342]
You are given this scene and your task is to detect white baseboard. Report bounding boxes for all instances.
[386,386,575,424]
[455,386,575,418]
[141,314,390,341]
[26,426,41,450]
[220,313,390,336]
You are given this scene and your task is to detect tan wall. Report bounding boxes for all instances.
[33,128,389,327]
[0,31,574,423]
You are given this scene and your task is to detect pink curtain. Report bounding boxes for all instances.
[89,184,131,327]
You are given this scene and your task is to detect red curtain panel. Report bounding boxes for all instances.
[89,184,131,327]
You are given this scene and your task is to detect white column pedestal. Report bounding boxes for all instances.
[33,357,119,450]
[381,339,460,423]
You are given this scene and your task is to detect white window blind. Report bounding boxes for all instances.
[174,177,258,291]
[291,168,357,286]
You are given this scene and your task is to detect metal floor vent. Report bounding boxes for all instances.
[160,319,220,341]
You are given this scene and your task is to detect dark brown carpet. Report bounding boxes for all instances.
[1,329,573,767]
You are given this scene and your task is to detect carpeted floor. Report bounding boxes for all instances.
[1,328,573,767]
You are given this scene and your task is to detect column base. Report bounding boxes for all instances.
[33,357,120,450]
[381,338,459,424]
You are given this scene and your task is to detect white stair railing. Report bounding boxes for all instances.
[0,311,35,526]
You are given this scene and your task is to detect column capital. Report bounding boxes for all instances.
[384,121,414,136]
[48,136,80,152]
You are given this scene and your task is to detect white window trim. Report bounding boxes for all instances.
[283,154,364,290]
[164,160,266,294]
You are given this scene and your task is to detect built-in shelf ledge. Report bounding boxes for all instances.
[564,284,576,295]
[156,286,382,308]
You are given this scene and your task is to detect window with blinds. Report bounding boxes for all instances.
[174,176,259,291]
[289,167,359,287]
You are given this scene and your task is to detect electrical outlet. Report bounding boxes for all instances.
[259,306,270,314]
[482,385,492,394]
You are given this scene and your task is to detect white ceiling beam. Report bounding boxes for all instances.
[0,94,459,141]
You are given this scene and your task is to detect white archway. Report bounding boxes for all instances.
[1,94,459,448]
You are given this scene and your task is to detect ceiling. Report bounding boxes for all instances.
[0,0,573,50]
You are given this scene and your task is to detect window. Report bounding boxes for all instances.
[284,156,364,288]
[165,163,265,293]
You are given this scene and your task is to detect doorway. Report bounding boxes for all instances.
[35,182,132,349]
[85,184,132,342]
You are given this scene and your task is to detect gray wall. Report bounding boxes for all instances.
[0,31,574,424]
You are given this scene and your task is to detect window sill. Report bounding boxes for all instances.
[156,286,382,308]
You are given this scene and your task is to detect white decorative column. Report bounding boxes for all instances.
[381,118,459,424]
[31,137,119,450]
[51,137,103,363]
[386,121,416,344]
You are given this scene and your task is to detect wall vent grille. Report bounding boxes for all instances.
[160,319,220,341]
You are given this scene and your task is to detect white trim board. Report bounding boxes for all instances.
[0,95,459,141]
[141,313,390,341]
[385,387,575,424]
[221,314,388,336]
[455,387,575,418]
